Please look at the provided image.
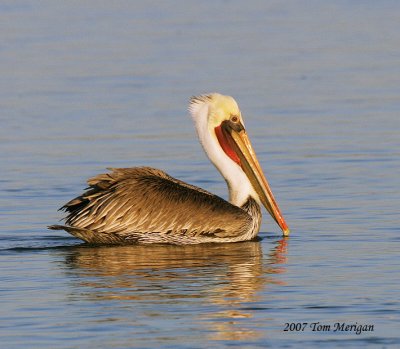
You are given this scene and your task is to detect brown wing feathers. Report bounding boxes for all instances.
[50,167,253,244]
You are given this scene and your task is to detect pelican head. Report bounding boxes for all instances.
[189,93,290,236]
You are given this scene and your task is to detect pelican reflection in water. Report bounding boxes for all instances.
[64,239,288,341]
[50,93,289,244]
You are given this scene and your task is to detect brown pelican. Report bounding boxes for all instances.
[49,93,289,244]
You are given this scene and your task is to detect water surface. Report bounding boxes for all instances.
[1,1,399,348]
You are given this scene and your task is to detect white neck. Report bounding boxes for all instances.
[190,103,259,207]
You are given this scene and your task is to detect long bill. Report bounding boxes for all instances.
[221,120,290,236]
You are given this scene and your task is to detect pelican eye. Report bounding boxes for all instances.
[230,115,239,123]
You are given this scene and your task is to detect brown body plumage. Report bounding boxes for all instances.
[49,167,261,244]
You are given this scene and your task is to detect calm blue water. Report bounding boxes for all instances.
[1,1,399,348]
